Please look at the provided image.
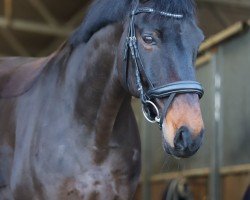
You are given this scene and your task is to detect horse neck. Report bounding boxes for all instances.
[64,23,129,148]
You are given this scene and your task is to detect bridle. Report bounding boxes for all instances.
[123,6,204,129]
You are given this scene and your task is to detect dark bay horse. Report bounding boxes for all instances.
[0,0,205,199]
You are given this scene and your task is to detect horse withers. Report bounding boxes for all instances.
[0,0,204,199]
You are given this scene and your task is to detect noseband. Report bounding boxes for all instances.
[123,6,204,129]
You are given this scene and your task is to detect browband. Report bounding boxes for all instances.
[133,7,183,18]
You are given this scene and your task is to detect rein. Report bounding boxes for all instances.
[123,6,204,129]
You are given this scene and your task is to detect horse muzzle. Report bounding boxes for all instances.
[163,126,204,158]
[161,93,204,158]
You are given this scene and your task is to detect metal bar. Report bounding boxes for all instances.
[209,54,222,200]
[27,0,59,26]
[198,0,250,8]
[0,29,30,56]
[142,115,151,200]
[0,17,72,36]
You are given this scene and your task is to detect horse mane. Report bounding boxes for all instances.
[67,0,195,47]
[68,0,133,47]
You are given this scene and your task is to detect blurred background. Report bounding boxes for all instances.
[0,0,250,199]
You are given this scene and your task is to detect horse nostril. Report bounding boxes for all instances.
[174,126,192,151]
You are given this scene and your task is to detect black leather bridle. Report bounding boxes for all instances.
[123,6,204,129]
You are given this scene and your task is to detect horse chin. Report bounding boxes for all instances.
[162,139,200,158]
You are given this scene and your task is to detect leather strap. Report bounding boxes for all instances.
[147,81,204,99]
[160,93,176,128]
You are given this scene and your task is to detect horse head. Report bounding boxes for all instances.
[117,0,205,158]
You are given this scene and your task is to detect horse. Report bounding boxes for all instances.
[0,0,205,199]
[162,178,194,200]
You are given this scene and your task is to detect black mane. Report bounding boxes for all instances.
[68,0,195,47]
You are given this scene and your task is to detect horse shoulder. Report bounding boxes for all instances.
[0,56,51,98]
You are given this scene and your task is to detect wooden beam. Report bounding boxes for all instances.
[0,17,72,36]
[27,0,59,27]
[0,29,30,56]
[196,53,213,68]
[199,21,244,52]
[64,6,89,28]
[151,168,210,182]
[221,164,250,176]
[38,6,89,56]
[4,0,12,25]
[150,164,250,182]
[197,0,250,8]
[247,19,250,26]
[0,53,7,57]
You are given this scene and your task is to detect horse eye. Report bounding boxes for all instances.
[142,35,155,45]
